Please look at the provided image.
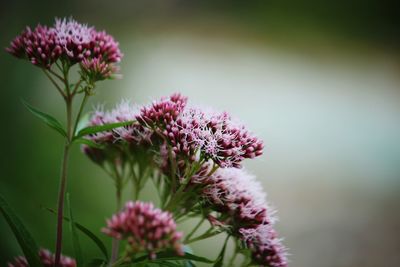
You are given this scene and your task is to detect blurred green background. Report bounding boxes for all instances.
[1,1,399,266]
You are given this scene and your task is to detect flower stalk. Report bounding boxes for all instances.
[55,93,73,265]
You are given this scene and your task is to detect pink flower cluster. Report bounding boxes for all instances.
[6,17,122,80]
[102,201,183,259]
[82,100,153,165]
[136,93,188,127]
[202,168,270,227]
[6,25,62,68]
[83,93,263,169]
[176,107,264,167]
[81,93,286,265]
[136,93,263,168]
[240,225,288,267]
[8,249,76,267]
[201,168,288,267]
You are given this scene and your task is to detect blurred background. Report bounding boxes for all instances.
[1,1,399,266]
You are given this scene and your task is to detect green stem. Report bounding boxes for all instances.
[184,229,221,245]
[128,158,140,200]
[54,96,73,266]
[42,69,66,99]
[184,217,205,243]
[72,92,89,135]
[48,68,65,82]
[164,157,207,211]
[227,242,239,267]
[71,79,83,96]
[111,165,123,264]
[111,254,128,267]
[167,144,177,192]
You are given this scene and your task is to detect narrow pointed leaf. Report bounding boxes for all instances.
[72,138,103,149]
[67,193,84,266]
[0,194,43,267]
[43,207,109,261]
[85,258,107,267]
[132,251,214,264]
[22,100,67,137]
[75,121,134,139]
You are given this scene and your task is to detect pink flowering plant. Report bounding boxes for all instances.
[2,17,288,267]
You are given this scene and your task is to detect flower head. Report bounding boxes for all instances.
[6,17,123,75]
[81,56,119,82]
[239,224,288,267]
[202,168,274,228]
[177,107,264,168]
[90,30,122,63]
[136,93,188,127]
[54,17,93,62]
[6,25,62,68]
[136,93,263,168]
[82,100,154,164]
[103,201,184,259]
[8,249,76,267]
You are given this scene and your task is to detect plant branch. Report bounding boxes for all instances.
[54,95,73,266]
[42,69,66,99]
[184,217,205,243]
[48,68,65,82]
[72,92,89,136]
[71,79,83,96]
[184,229,222,245]
[110,163,123,264]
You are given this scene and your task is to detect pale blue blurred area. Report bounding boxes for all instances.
[1,1,400,266]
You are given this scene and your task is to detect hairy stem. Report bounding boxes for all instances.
[54,96,73,266]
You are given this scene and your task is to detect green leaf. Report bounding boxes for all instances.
[67,193,84,266]
[72,138,103,149]
[0,194,43,267]
[43,207,109,261]
[152,261,182,267]
[86,258,107,267]
[22,100,67,137]
[182,246,196,267]
[74,120,135,139]
[132,251,214,264]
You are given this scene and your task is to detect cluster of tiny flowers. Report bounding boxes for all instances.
[176,107,264,168]
[8,249,76,267]
[136,93,188,128]
[80,93,287,265]
[240,224,288,267]
[135,93,263,168]
[83,93,263,178]
[202,168,271,227]
[201,168,288,267]
[82,100,152,165]
[102,201,184,259]
[6,17,122,80]
[53,17,93,62]
[6,25,62,68]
